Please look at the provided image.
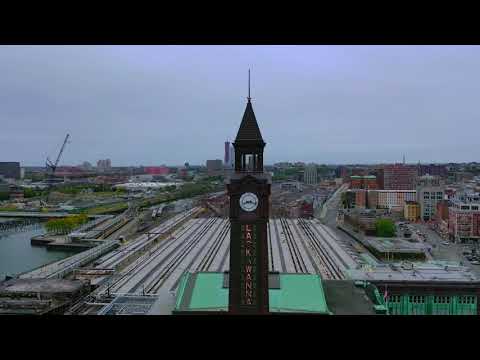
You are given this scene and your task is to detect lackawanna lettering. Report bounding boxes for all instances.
[240,224,257,306]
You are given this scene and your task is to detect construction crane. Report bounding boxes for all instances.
[45,134,70,204]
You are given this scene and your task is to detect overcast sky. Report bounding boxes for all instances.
[1,45,479,167]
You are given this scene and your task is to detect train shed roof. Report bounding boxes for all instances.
[173,272,333,314]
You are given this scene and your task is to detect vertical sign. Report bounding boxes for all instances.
[240,224,257,306]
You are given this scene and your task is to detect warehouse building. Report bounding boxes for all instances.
[0,162,20,180]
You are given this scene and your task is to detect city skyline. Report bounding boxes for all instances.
[2,45,480,166]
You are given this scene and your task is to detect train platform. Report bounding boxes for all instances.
[97,294,159,315]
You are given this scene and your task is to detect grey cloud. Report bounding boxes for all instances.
[0,45,479,166]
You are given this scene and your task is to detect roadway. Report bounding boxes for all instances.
[409,222,480,278]
[318,183,348,226]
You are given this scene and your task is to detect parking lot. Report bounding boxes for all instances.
[407,222,480,277]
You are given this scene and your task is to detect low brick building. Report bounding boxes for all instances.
[350,175,378,190]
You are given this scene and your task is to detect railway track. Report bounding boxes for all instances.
[67,215,353,315]
[297,219,343,279]
[268,220,275,272]
[279,218,308,273]
[65,294,98,315]
[195,220,230,272]
[271,219,287,272]
[94,207,200,269]
[166,219,229,291]
[102,218,211,295]
[288,218,321,274]
[141,218,220,294]
[104,218,208,294]
[310,219,358,269]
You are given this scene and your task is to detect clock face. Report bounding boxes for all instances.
[239,192,259,212]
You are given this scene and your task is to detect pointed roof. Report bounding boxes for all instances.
[234,99,264,144]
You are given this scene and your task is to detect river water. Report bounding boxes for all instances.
[0,220,74,281]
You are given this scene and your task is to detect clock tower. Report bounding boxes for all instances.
[227,73,271,314]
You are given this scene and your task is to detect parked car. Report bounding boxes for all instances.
[442,241,450,245]
[470,261,480,265]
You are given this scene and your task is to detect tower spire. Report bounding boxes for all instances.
[248,68,251,102]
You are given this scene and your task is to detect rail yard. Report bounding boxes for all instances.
[56,207,371,314]
[103,217,353,293]
[7,200,479,315]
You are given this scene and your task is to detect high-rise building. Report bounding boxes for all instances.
[229,144,234,168]
[206,159,223,176]
[303,164,318,185]
[0,162,20,180]
[224,141,235,169]
[416,175,445,221]
[97,159,112,172]
[224,141,230,166]
[383,164,418,190]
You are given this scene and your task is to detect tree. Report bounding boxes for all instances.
[375,219,396,237]
[45,214,88,235]
[23,187,40,198]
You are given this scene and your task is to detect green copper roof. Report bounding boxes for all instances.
[269,274,330,313]
[185,273,229,311]
[174,272,332,314]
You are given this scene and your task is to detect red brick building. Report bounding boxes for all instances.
[435,200,450,239]
[372,168,385,189]
[355,190,366,208]
[436,200,450,221]
[350,175,378,190]
[144,166,170,175]
[448,195,480,243]
[383,164,418,190]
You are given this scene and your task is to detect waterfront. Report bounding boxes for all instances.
[0,221,74,281]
